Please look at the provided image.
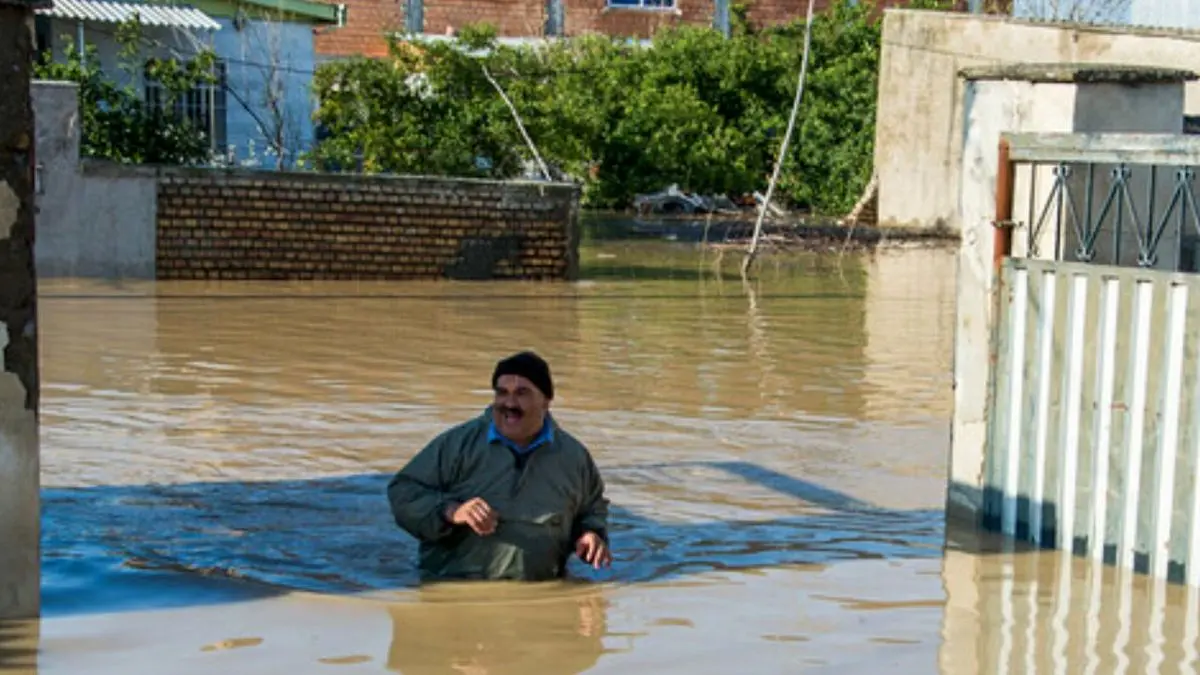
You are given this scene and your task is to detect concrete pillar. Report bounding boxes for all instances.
[0,0,42,620]
[946,64,1194,528]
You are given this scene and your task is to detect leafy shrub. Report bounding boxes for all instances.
[311,0,890,214]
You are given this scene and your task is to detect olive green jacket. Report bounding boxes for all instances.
[386,407,610,582]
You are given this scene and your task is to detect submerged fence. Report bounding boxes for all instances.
[983,132,1200,586]
[986,258,1200,583]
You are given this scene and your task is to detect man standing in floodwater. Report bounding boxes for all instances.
[386,351,612,582]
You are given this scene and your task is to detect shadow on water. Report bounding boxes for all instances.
[41,460,944,618]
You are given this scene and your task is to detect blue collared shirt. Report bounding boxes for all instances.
[487,416,555,455]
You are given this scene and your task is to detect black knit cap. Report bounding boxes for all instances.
[491,351,554,400]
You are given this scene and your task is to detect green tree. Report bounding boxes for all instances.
[34,17,219,165]
[311,0,894,215]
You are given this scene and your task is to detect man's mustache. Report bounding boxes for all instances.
[499,406,524,417]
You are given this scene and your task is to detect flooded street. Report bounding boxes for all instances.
[5,241,1199,673]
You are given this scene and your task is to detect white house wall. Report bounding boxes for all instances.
[43,15,319,170]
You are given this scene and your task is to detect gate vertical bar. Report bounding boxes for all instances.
[1030,271,1057,545]
[1151,283,1187,580]
[1120,281,1154,571]
[1058,273,1088,553]
[1188,337,1200,586]
[1089,277,1120,562]
[1003,269,1029,537]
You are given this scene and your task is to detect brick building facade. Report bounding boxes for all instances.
[314,0,916,60]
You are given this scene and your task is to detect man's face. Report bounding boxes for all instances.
[492,374,549,445]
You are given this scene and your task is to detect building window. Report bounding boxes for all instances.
[144,60,228,151]
[404,0,424,33]
[606,0,675,8]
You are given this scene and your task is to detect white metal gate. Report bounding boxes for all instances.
[985,132,1200,585]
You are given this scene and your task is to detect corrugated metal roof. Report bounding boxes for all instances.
[36,0,222,30]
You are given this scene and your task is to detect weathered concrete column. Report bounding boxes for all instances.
[946,64,1194,529]
[0,0,43,620]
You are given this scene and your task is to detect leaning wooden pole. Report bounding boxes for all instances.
[741,0,816,278]
[482,64,552,181]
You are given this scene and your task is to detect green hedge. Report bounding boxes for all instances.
[311,0,910,215]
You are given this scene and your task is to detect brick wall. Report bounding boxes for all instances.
[743,0,912,29]
[154,169,581,281]
[311,0,924,57]
[313,0,402,58]
[424,0,547,38]
[565,1,706,38]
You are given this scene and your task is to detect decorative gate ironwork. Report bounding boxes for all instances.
[996,132,1200,272]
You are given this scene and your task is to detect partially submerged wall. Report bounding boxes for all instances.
[875,9,1200,232]
[154,168,581,281]
[0,4,41,620]
[32,82,158,279]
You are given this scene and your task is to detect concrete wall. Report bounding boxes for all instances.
[0,5,40,620]
[31,81,81,275]
[874,9,1200,232]
[32,81,157,278]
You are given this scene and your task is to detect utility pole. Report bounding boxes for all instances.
[0,0,45,621]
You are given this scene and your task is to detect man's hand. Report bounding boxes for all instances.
[575,531,612,569]
[445,498,498,536]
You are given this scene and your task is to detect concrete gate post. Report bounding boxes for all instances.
[0,0,44,620]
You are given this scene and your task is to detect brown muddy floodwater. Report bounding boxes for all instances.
[4,242,1199,674]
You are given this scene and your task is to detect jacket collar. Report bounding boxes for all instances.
[483,405,556,454]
